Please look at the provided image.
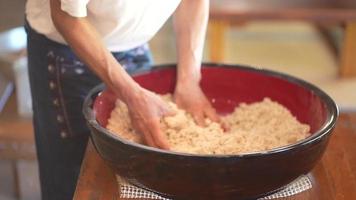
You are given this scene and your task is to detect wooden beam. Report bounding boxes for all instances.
[208,19,228,62]
[340,22,356,78]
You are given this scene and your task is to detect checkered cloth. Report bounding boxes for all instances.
[117,175,312,199]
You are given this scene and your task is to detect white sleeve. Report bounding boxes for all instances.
[60,0,90,18]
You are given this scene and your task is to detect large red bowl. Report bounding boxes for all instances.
[83,63,338,199]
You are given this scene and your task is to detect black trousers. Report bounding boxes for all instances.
[25,21,152,200]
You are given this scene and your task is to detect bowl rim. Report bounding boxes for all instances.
[83,63,339,158]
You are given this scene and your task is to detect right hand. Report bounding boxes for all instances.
[123,87,175,150]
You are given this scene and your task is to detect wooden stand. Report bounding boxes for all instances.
[209,0,356,78]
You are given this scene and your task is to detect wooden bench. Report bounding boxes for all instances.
[0,93,36,199]
[209,0,356,77]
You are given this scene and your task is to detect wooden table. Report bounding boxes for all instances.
[74,113,356,200]
[209,0,356,78]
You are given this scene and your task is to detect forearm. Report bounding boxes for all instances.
[49,0,140,101]
[173,0,209,85]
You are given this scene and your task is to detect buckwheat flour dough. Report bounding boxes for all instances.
[106,95,310,155]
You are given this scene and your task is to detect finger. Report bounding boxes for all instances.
[193,112,206,127]
[149,119,170,150]
[142,129,157,148]
[204,107,220,123]
[131,118,157,148]
[204,107,230,132]
[221,122,230,132]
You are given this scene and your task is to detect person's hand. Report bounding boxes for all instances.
[174,81,220,126]
[123,87,174,150]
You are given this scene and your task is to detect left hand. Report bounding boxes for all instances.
[174,81,220,126]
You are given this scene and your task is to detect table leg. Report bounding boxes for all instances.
[73,141,118,200]
[11,160,20,200]
[340,22,356,78]
[209,19,228,62]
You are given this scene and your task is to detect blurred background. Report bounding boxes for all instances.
[0,0,355,199]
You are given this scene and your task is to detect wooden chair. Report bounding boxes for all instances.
[209,0,356,77]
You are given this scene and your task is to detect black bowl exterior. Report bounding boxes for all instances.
[88,115,333,199]
[83,64,338,200]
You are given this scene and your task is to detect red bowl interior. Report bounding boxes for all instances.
[94,65,329,135]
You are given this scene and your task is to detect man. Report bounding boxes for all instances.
[25,0,219,199]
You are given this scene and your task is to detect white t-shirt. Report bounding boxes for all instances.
[26,0,181,51]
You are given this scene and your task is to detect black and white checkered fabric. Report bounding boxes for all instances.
[258,175,312,199]
[117,175,312,199]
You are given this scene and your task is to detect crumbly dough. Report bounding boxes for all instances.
[106,95,310,155]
